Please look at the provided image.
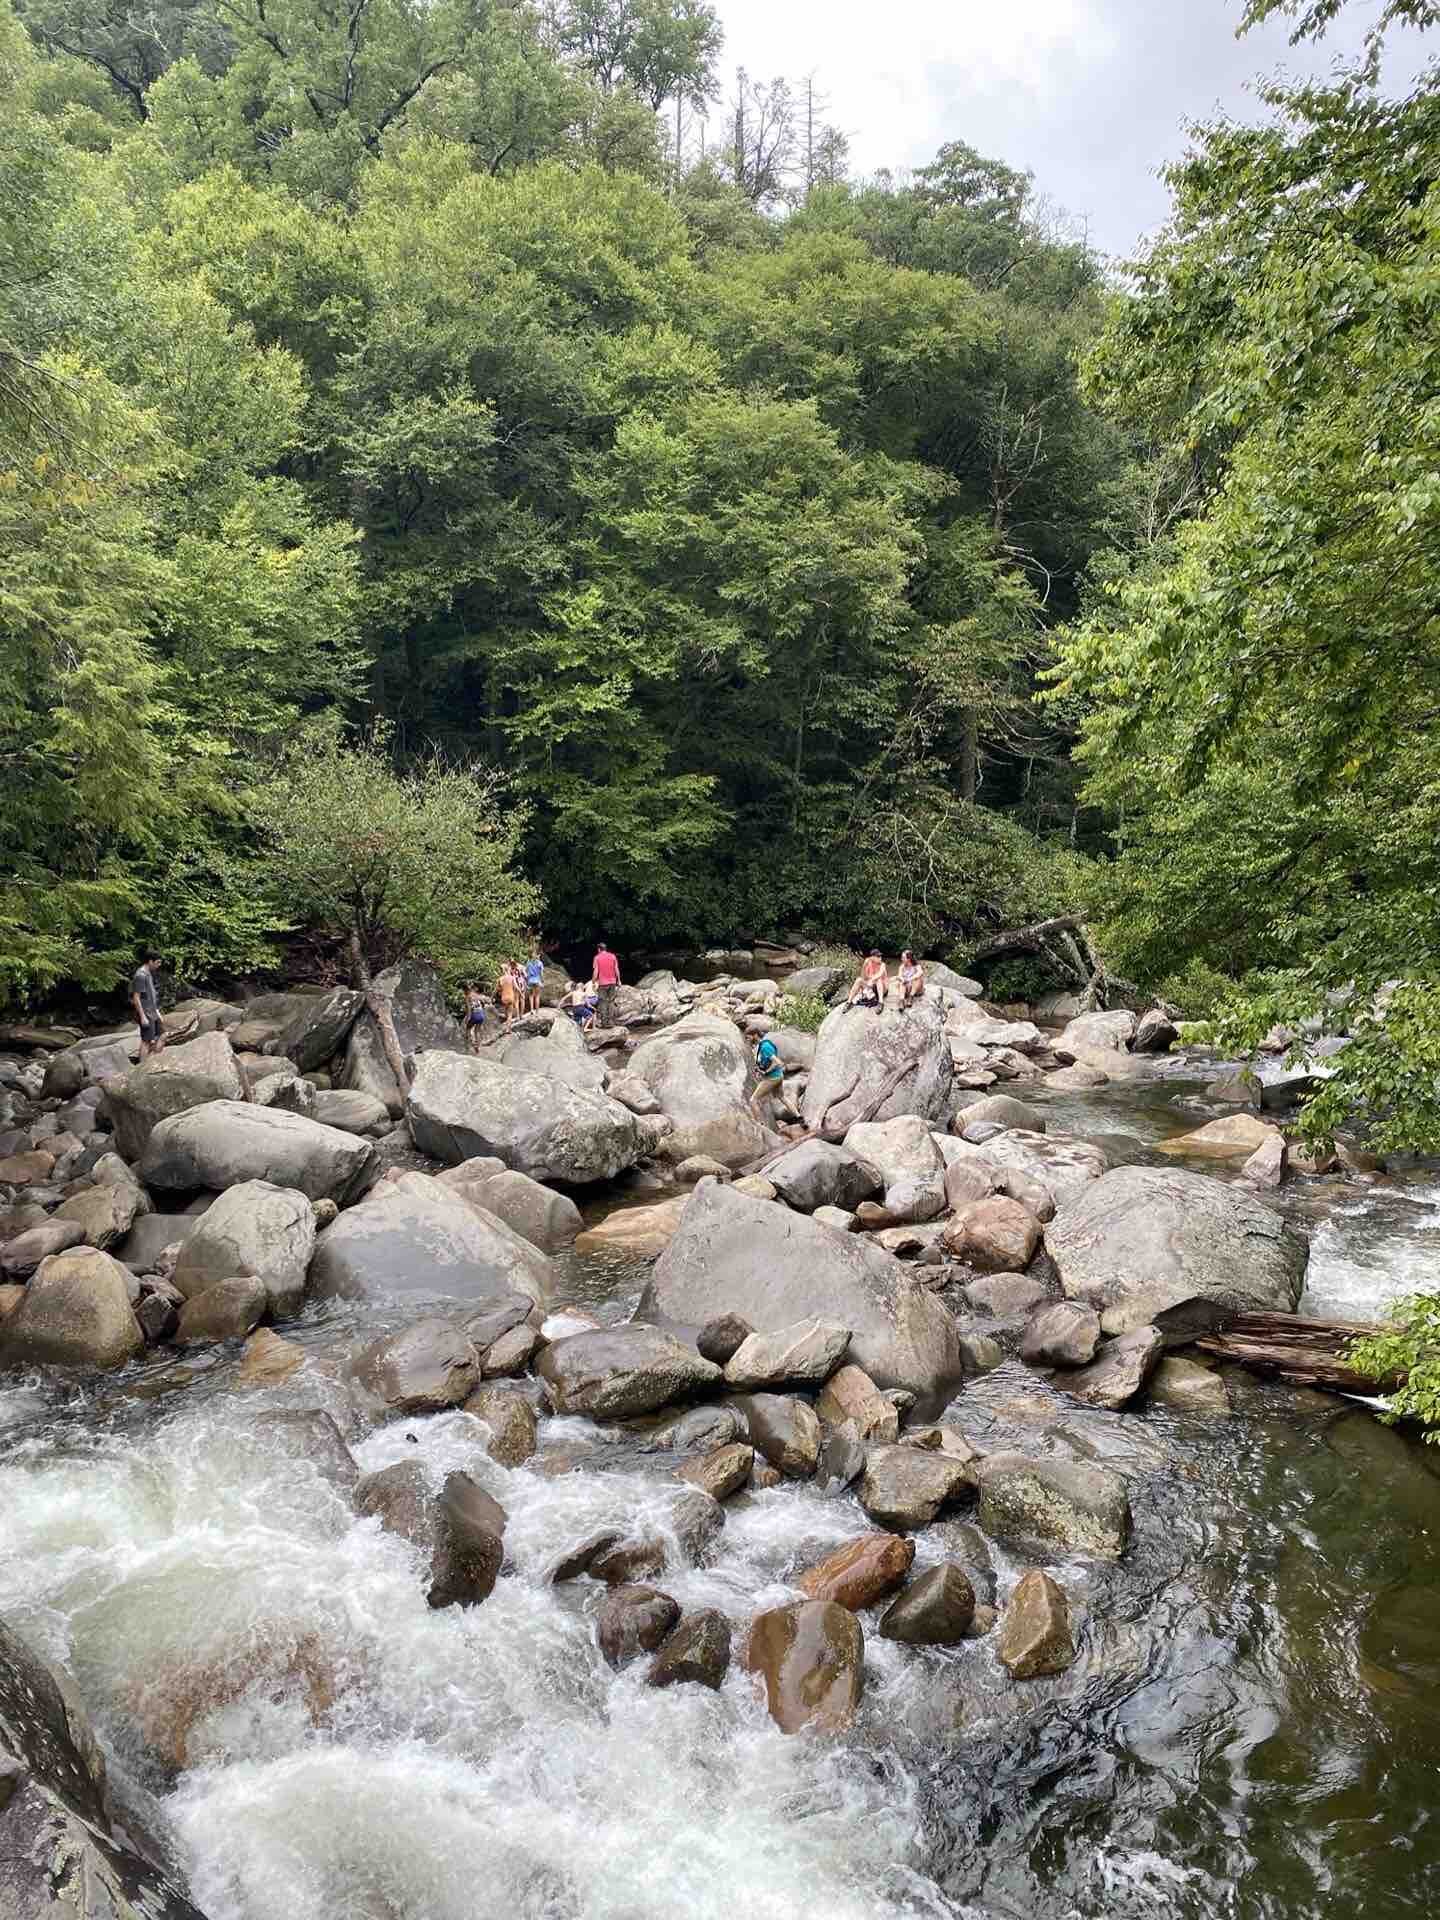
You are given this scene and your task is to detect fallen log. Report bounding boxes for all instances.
[1193,1311,1406,1396]
[742,1055,919,1178]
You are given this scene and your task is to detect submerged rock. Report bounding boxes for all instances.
[977,1452,1131,1559]
[744,1600,864,1735]
[646,1609,732,1691]
[1148,1355,1231,1415]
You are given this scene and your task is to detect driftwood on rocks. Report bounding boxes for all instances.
[743,1057,919,1178]
[965,915,1133,1013]
[1193,1311,1405,1396]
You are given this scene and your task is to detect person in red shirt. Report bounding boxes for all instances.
[591,942,621,1028]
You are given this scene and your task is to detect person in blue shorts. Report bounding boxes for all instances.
[560,980,597,1030]
[524,948,545,1014]
[461,983,488,1052]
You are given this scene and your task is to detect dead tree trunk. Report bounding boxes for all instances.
[347,929,411,1101]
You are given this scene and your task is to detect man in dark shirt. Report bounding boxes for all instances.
[130,953,165,1059]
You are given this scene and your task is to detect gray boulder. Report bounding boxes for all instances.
[271,986,365,1074]
[1020,1300,1101,1368]
[955,1129,1106,1211]
[406,1052,640,1184]
[927,964,984,998]
[1061,1325,1165,1409]
[802,1000,952,1133]
[957,1094,1044,1134]
[1056,1009,1136,1055]
[451,1168,582,1252]
[350,1317,481,1413]
[626,1015,750,1127]
[859,1444,973,1530]
[640,1182,963,1404]
[341,962,462,1113]
[785,965,846,1000]
[0,1248,143,1370]
[766,1139,880,1213]
[1044,1165,1308,1333]
[493,1014,606,1093]
[722,1317,851,1390]
[171,1180,317,1318]
[102,1032,245,1161]
[116,1213,191,1274]
[536,1325,722,1419]
[312,1088,390,1134]
[309,1172,553,1307]
[140,1101,375,1204]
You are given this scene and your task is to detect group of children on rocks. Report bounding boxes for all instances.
[460,943,622,1051]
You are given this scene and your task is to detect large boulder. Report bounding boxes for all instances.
[802,1000,952,1133]
[0,1615,207,1920]
[0,1248,143,1369]
[952,1129,1107,1212]
[766,1139,880,1213]
[492,1015,606,1094]
[171,1180,317,1318]
[626,1015,750,1127]
[102,1032,245,1161]
[350,1318,480,1413]
[842,1113,945,1217]
[270,986,365,1074]
[309,1172,553,1307]
[1056,1010,1136,1055]
[341,962,462,1113]
[536,1324,722,1419]
[640,1182,963,1405]
[451,1168,582,1252]
[1044,1166,1308,1333]
[140,1101,374,1204]
[405,1052,640,1185]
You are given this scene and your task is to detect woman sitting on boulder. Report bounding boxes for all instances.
[897,951,925,1010]
[845,951,889,1013]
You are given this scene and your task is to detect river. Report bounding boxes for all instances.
[2,1057,1438,1919]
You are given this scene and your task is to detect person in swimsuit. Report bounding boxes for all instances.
[524,948,545,1014]
[897,951,925,1010]
[750,1031,786,1120]
[497,962,520,1029]
[846,950,889,1013]
[462,984,487,1053]
[560,981,597,1030]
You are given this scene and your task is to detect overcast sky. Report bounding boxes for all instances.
[706,0,1432,260]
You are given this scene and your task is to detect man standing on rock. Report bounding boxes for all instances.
[130,951,166,1059]
[592,941,621,1028]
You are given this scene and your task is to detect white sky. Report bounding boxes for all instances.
[705,0,1433,259]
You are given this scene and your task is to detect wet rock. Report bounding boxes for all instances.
[944,1195,1042,1273]
[878,1564,976,1645]
[902,1424,982,1468]
[539,1308,603,1341]
[351,1318,481,1414]
[743,1600,864,1735]
[428,1473,506,1608]
[767,1139,881,1213]
[816,1363,900,1443]
[589,1537,666,1585]
[598,1585,681,1669]
[0,1219,85,1277]
[676,1441,754,1500]
[175,1275,268,1344]
[1155,1114,1282,1160]
[859,1444,973,1530]
[310,1172,553,1308]
[0,1615,207,1920]
[0,1247,143,1369]
[643,1182,962,1402]
[1021,1301,1102,1368]
[1148,1355,1231,1414]
[1045,1166,1308,1334]
[957,1095,1045,1134]
[797,1532,915,1610]
[977,1452,1131,1558]
[480,1322,540,1377]
[256,1410,358,1497]
[137,1278,180,1345]
[722,1316,851,1391]
[696,1312,755,1366]
[647,1403,746,1452]
[997,1569,1074,1678]
[669,1488,726,1563]
[462,1384,539,1465]
[729,1393,822,1477]
[406,1052,641,1184]
[140,1100,375,1204]
[751,1460,782,1491]
[171,1179,316,1319]
[548,1530,623,1582]
[966,1604,999,1638]
[536,1325,722,1420]
[102,1032,246,1160]
[1062,1325,1164,1409]
[236,1327,307,1388]
[647,1610,732,1691]
[815,1420,867,1493]
[460,1292,537,1353]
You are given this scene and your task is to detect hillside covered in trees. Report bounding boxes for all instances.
[4,0,1440,1140]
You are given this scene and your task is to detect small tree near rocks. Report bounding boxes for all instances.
[257,728,539,1092]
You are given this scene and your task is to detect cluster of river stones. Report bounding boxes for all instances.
[0,959,1324,1777]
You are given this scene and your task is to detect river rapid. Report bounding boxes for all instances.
[2,1059,1438,1920]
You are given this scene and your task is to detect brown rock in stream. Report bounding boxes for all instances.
[879,1564,976,1645]
[646,1609,732,1690]
[677,1441,754,1501]
[598,1585,681,1668]
[797,1532,914,1611]
[997,1569,1074,1678]
[743,1600,864,1734]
